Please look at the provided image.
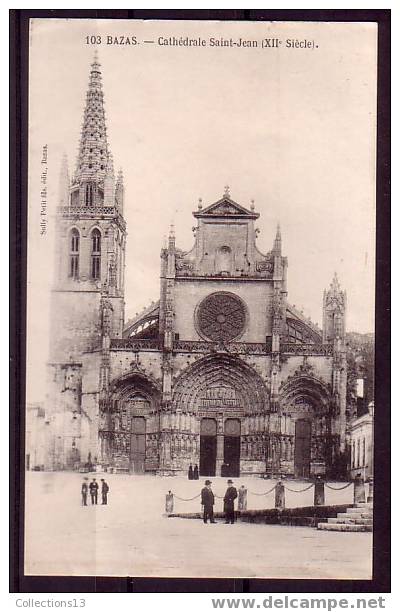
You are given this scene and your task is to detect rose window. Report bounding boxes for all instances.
[196,292,247,342]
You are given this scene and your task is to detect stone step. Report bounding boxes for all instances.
[354,502,373,509]
[337,512,372,519]
[317,522,372,532]
[328,517,373,526]
[346,506,372,514]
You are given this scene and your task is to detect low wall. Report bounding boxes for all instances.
[167,504,351,527]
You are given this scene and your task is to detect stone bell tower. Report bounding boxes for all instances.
[322,272,346,344]
[323,273,348,460]
[45,53,127,469]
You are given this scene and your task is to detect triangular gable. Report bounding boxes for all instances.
[194,197,259,219]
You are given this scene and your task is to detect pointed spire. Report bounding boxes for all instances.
[331,271,340,292]
[273,223,282,254]
[58,153,70,206]
[325,272,346,301]
[75,54,110,184]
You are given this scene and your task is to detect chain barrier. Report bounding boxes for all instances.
[325,482,352,491]
[284,483,315,493]
[247,485,277,496]
[173,493,201,501]
[170,480,353,505]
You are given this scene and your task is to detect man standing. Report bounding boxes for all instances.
[81,478,88,506]
[100,478,109,505]
[201,479,216,524]
[223,479,238,524]
[89,478,98,505]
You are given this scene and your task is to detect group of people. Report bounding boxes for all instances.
[187,464,199,480]
[201,479,245,524]
[81,477,110,506]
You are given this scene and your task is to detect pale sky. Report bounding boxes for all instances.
[27,19,377,402]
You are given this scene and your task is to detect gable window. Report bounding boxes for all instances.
[215,245,232,274]
[69,229,80,279]
[91,228,101,280]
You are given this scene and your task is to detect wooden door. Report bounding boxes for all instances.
[294,419,311,478]
[223,418,241,477]
[200,418,217,476]
[130,416,146,473]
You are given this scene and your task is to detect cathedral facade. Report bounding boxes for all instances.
[44,56,348,479]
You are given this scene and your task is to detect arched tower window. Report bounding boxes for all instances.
[69,228,80,279]
[85,183,94,207]
[91,228,101,280]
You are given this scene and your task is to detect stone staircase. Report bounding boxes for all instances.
[317,502,373,532]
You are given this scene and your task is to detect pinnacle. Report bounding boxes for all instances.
[273,222,282,253]
[330,272,341,292]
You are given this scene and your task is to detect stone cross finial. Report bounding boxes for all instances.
[224,185,230,198]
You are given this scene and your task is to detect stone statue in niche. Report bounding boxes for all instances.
[101,299,113,336]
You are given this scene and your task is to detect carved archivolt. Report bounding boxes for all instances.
[279,371,331,418]
[172,353,269,414]
[109,370,161,410]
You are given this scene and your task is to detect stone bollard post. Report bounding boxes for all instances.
[238,486,248,512]
[313,476,325,506]
[165,491,174,515]
[367,478,374,503]
[353,473,366,504]
[275,480,285,510]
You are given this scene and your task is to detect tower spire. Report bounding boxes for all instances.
[74,54,110,184]
[331,271,340,292]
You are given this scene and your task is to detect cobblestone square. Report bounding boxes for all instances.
[25,472,372,579]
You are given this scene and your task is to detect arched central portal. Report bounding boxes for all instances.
[173,353,269,477]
